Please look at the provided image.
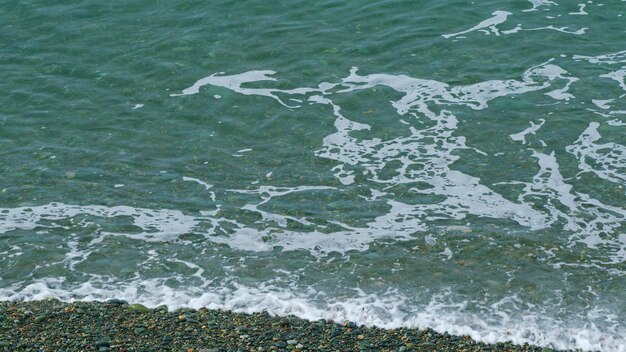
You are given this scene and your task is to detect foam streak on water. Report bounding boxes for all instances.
[170,62,624,253]
[0,203,198,242]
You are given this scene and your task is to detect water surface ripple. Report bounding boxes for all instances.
[1,1,625,351]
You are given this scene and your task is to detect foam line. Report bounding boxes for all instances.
[566,122,626,186]
[0,203,198,242]
[523,0,558,12]
[510,119,546,144]
[0,281,624,352]
[442,11,513,38]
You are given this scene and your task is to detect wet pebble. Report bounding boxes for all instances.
[274,340,287,348]
[0,299,565,352]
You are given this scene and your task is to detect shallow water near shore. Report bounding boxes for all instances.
[1,1,625,351]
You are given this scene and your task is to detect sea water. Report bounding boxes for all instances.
[1,1,625,351]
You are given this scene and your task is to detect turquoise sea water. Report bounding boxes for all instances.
[1,1,625,350]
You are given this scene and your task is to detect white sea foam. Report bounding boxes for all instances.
[0,202,199,242]
[510,119,546,144]
[569,3,588,15]
[229,185,334,229]
[0,281,624,352]
[176,66,625,301]
[523,0,558,12]
[600,69,626,92]
[183,176,216,201]
[566,122,626,187]
[442,11,513,38]
[592,99,614,109]
[573,49,626,65]
[525,25,587,35]
[169,70,326,108]
[442,8,586,39]
[168,63,624,260]
[504,146,626,263]
[3,62,623,261]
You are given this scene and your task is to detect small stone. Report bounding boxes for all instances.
[178,314,187,321]
[65,171,76,179]
[94,340,110,347]
[134,327,146,334]
[399,346,407,352]
[107,299,127,305]
[287,339,298,345]
[274,341,287,348]
[162,335,173,342]
[128,303,149,312]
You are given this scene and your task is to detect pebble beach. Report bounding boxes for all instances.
[0,299,569,352]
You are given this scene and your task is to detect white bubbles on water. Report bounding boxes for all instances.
[169,70,322,108]
[524,0,558,12]
[0,202,198,242]
[573,49,626,65]
[569,4,589,15]
[442,4,588,40]
[567,122,626,186]
[601,69,626,92]
[442,11,513,38]
[169,60,624,262]
[510,119,546,144]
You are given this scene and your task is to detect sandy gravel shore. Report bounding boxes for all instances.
[0,299,569,351]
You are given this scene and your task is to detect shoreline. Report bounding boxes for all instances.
[0,299,571,351]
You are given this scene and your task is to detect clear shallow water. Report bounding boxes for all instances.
[1,1,625,351]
